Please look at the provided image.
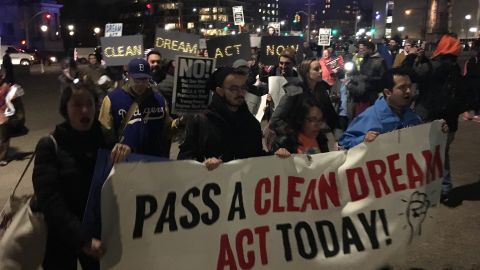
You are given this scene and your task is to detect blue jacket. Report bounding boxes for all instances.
[99,87,171,157]
[339,96,422,149]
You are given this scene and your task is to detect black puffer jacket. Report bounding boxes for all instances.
[32,121,105,251]
[178,93,266,162]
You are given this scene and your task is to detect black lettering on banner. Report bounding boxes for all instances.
[315,220,340,258]
[133,195,158,238]
[228,182,246,221]
[201,183,221,225]
[154,192,178,233]
[358,211,380,249]
[342,216,365,254]
[179,187,201,229]
[294,222,318,260]
[276,223,293,261]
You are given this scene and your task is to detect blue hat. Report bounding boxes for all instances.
[128,58,151,79]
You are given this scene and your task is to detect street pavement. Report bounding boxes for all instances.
[1,63,479,269]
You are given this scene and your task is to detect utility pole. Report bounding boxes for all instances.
[306,0,312,42]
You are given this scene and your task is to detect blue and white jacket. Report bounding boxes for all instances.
[339,96,422,149]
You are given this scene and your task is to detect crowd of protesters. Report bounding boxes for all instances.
[1,32,478,269]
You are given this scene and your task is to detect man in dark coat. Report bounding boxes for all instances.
[2,48,14,84]
[178,67,268,170]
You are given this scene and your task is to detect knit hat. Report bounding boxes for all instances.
[432,35,461,59]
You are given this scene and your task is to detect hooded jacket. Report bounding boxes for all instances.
[178,93,266,162]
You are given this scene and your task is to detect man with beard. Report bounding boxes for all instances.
[339,68,424,149]
[146,50,164,84]
[178,67,288,170]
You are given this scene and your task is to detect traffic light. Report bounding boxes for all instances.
[332,29,338,36]
[370,28,376,34]
[146,3,152,9]
[44,13,52,21]
[294,13,301,23]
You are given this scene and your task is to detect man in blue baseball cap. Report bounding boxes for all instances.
[99,58,174,161]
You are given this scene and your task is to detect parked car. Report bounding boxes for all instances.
[0,45,35,66]
[22,48,61,65]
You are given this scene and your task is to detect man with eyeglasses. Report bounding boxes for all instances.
[178,67,288,170]
[339,68,425,150]
[99,58,174,162]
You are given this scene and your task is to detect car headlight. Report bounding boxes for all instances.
[49,56,57,63]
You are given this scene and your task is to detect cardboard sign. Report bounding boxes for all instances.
[154,28,200,60]
[101,35,143,66]
[105,23,123,37]
[259,36,304,66]
[206,34,251,67]
[267,22,281,36]
[101,122,447,270]
[318,28,331,46]
[172,55,216,114]
[232,6,244,26]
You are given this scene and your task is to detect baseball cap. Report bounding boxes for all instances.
[128,58,151,79]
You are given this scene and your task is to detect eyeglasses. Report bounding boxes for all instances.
[305,117,323,123]
[224,86,248,93]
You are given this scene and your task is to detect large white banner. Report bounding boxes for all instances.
[101,122,446,270]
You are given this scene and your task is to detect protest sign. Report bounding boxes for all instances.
[154,28,200,60]
[232,6,245,26]
[206,34,251,67]
[267,22,281,36]
[171,55,215,114]
[101,35,143,66]
[105,23,123,37]
[268,76,287,108]
[259,36,304,65]
[318,28,331,46]
[101,121,447,270]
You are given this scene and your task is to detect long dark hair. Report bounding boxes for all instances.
[287,95,325,133]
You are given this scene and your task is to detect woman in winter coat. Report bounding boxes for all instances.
[268,59,342,151]
[32,82,130,269]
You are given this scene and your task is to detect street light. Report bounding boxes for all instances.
[354,15,361,38]
[40,25,48,32]
[67,24,74,31]
[25,11,53,49]
[405,9,412,16]
[93,27,101,34]
[69,31,75,36]
[464,14,472,39]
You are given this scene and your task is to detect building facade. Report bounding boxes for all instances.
[372,0,479,41]
[0,0,63,51]
[317,0,360,35]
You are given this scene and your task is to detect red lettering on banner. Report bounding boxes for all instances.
[273,175,285,212]
[422,145,443,183]
[254,178,271,215]
[347,168,369,201]
[254,226,269,265]
[300,179,319,211]
[217,234,237,270]
[387,154,407,192]
[406,153,425,189]
[366,159,392,198]
[318,172,340,209]
[236,229,255,269]
[254,173,340,215]
[216,226,270,270]
[287,176,304,212]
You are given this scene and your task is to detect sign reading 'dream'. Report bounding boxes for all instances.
[172,55,216,114]
[259,36,304,66]
[101,35,143,66]
[101,122,447,270]
[155,28,200,60]
[206,34,251,67]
